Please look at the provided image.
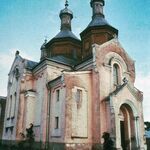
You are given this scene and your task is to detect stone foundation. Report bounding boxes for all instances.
[0,140,104,150]
[65,143,103,150]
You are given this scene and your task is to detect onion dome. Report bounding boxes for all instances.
[43,0,81,63]
[86,0,118,34]
[60,0,73,20]
[52,0,79,40]
[80,0,118,60]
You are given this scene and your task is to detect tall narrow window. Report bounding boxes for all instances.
[76,89,82,103]
[76,89,82,109]
[14,92,17,117]
[10,126,14,135]
[56,89,60,101]
[0,104,1,119]
[15,68,20,80]
[9,95,12,118]
[5,127,9,134]
[55,117,59,129]
[7,98,10,119]
[113,64,120,85]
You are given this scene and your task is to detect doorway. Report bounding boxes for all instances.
[119,104,136,150]
[120,121,126,150]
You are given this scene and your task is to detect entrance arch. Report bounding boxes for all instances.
[119,104,138,150]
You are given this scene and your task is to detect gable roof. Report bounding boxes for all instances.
[92,38,135,82]
[25,59,38,70]
[9,53,38,75]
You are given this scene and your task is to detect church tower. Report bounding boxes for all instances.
[80,0,118,59]
[41,0,81,62]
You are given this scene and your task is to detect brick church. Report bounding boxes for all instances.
[2,0,146,149]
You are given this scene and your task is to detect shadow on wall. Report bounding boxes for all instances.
[146,138,150,150]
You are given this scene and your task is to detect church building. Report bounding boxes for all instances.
[2,0,146,149]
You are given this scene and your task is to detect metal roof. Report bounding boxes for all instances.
[54,30,80,41]
[25,60,38,70]
[87,16,109,27]
[80,16,118,36]
[50,56,77,66]
[60,7,73,19]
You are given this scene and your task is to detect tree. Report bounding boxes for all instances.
[144,122,150,131]
[19,123,35,150]
[26,123,35,142]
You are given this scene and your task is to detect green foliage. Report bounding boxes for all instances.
[26,123,35,142]
[144,122,150,131]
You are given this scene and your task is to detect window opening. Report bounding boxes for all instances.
[113,64,120,85]
[0,104,1,119]
[76,89,82,109]
[56,89,60,102]
[9,95,12,117]
[76,89,82,103]
[55,117,59,129]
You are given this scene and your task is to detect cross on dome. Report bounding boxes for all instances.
[65,0,69,8]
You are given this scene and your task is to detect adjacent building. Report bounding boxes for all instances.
[2,0,146,149]
[0,96,6,140]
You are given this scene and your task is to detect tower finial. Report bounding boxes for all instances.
[44,36,48,43]
[65,0,69,8]
[90,0,105,18]
[60,0,73,31]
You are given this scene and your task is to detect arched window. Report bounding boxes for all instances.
[113,64,120,85]
[15,68,20,80]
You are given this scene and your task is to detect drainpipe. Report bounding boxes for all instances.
[135,116,140,149]
[46,85,51,149]
[109,95,116,147]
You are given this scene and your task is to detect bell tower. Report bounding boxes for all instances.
[40,0,81,62]
[80,0,118,59]
[60,0,72,31]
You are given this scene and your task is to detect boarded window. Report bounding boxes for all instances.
[72,87,88,138]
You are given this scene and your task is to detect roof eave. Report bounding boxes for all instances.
[80,25,118,37]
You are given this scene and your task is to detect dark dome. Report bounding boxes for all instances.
[90,0,105,6]
[88,16,109,27]
[54,30,79,40]
[59,7,73,19]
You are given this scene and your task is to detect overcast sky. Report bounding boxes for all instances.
[0,0,150,121]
